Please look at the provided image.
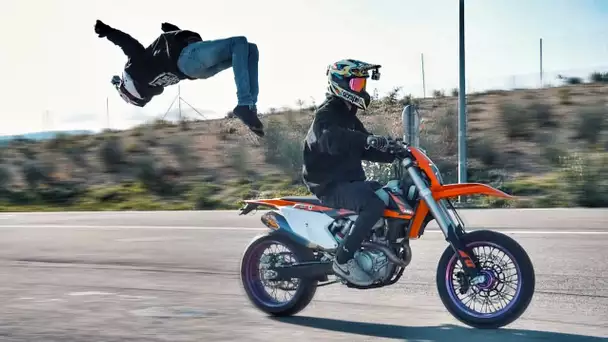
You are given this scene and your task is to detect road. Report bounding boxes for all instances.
[0,209,606,342]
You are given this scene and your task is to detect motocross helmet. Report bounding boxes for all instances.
[326,59,381,110]
[111,72,151,107]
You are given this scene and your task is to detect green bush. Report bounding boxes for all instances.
[0,165,11,190]
[99,137,125,173]
[590,72,608,83]
[261,119,304,180]
[499,101,535,139]
[527,101,557,128]
[574,105,606,145]
[22,159,54,188]
[560,152,608,207]
[190,183,223,209]
[133,156,179,196]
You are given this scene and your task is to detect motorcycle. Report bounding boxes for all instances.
[237,134,535,329]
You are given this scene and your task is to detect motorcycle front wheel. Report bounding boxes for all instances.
[436,229,536,329]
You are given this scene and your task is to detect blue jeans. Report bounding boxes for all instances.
[177,36,259,107]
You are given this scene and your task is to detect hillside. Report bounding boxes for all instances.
[0,82,607,211]
[0,130,94,146]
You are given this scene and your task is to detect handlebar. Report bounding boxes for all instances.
[388,140,412,160]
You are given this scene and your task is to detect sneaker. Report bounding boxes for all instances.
[332,258,374,286]
[232,105,264,137]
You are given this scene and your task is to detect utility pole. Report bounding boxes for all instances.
[421,53,427,98]
[458,0,468,187]
[106,97,110,129]
[539,38,544,87]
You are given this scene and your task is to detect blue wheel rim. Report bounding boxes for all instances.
[445,241,523,319]
[244,240,301,308]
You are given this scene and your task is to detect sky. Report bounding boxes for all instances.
[0,0,607,135]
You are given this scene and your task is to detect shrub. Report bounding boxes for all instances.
[499,101,535,139]
[564,76,583,85]
[558,88,572,105]
[527,101,557,128]
[469,137,500,167]
[133,156,177,196]
[589,72,608,83]
[99,137,125,173]
[383,87,402,105]
[0,165,11,190]
[22,159,54,188]
[433,89,445,98]
[190,183,223,209]
[229,143,249,178]
[261,119,304,180]
[560,152,608,207]
[574,105,606,145]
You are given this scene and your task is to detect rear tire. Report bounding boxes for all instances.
[240,232,318,316]
[436,230,535,329]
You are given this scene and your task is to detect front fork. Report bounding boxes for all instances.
[402,158,483,283]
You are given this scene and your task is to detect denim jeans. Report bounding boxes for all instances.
[177,36,259,106]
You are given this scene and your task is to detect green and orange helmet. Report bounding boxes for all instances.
[326,59,381,110]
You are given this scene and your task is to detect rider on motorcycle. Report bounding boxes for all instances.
[302,59,397,286]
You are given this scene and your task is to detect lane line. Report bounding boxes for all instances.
[0,225,606,234]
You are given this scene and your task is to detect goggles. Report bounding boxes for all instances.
[349,78,367,92]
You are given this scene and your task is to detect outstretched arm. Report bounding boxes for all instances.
[95,20,145,58]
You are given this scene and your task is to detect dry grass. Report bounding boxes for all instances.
[0,82,607,209]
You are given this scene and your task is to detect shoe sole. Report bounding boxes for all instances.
[231,111,265,137]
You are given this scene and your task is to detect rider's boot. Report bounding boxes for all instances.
[332,246,374,286]
[232,104,264,137]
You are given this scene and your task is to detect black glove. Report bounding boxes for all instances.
[161,22,180,32]
[366,135,396,152]
[94,20,111,38]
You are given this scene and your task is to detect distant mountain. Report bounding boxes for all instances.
[0,130,94,145]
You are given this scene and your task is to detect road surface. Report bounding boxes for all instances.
[0,209,606,341]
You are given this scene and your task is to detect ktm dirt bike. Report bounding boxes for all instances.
[238,140,535,329]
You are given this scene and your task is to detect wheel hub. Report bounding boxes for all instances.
[476,269,496,290]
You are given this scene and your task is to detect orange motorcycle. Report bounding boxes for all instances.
[238,139,535,329]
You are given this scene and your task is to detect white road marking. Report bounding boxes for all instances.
[68,291,115,296]
[0,224,606,234]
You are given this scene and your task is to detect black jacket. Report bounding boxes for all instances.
[104,24,202,104]
[302,94,395,196]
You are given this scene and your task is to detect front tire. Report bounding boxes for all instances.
[240,232,318,316]
[436,230,535,329]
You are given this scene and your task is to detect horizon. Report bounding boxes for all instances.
[1,0,607,136]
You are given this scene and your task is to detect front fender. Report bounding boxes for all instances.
[433,183,516,200]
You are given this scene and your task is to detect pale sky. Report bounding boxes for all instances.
[0,0,607,135]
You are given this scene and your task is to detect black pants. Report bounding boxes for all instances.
[318,181,386,264]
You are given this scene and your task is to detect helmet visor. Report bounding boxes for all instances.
[349,78,366,92]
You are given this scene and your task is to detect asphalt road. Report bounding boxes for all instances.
[0,209,606,342]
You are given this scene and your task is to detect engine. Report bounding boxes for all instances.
[357,222,398,283]
[354,248,393,282]
[329,217,399,283]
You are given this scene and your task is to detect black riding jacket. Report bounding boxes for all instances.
[302,94,395,196]
[103,24,202,104]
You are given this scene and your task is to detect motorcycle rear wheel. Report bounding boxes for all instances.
[240,232,318,316]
